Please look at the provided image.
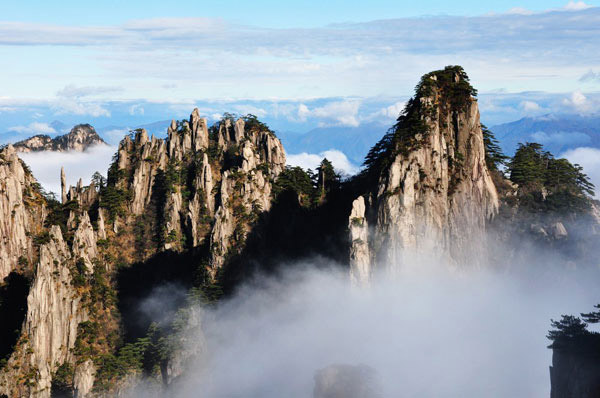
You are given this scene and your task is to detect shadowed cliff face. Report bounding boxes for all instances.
[0,272,30,364]
[550,347,600,398]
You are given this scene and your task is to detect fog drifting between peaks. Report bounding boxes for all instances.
[151,243,600,398]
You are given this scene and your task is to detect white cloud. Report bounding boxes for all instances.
[286,149,359,175]
[506,7,534,15]
[232,104,267,118]
[580,70,600,83]
[128,104,145,116]
[563,1,594,11]
[102,128,130,145]
[562,91,595,113]
[561,147,600,198]
[365,101,407,122]
[520,100,541,112]
[1,8,600,101]
[8,122,56,135]
[56,84,122,98]
[297,104,310,122]
[294,101,361,127]
[52,99,111,117]
[18,144,116,196]
[172,259,598,397]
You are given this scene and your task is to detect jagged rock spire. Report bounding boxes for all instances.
[61,166,67,204]
[350,66,499,278]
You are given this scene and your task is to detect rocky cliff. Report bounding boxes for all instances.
[0,145,46,281]
[0,141,102,396]
[0,109,286,397]
[349,66,499,283]
[13,124,106,152]
[108,111,285,274]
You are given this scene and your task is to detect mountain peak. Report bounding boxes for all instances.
[13,123,106,152]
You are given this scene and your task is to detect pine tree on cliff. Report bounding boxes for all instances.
[547,315,589,348]
[481,124,508,171]
[508,142,594,212]
[362,65,478,184]
[582,304,600,324]
[316,158,340,203]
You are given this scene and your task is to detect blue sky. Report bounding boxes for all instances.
[3,0,600,194]
[3,0,598,27]
[1,1,600,137]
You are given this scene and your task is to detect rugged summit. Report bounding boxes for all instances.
[108,112,285,272]
[349,66,499,283]
[13,124,106,152]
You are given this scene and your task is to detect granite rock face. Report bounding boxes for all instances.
[350,67,499,284]
[111,110,285,274]
[0,226,90,397]
[349,196,371,285]
[0,145,45,281]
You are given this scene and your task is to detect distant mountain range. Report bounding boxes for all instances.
[4,113,600,167]
[277,123,387,166]
[278,114,600,166]
[490,114,600,156]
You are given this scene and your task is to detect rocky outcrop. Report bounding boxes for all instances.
[72,212,98,273]
[62,177,98,208]
[73,359,96,398]
[0,143,101,396]
[61,167,67,204]
[13,124,106,153]
[206,122,284,274]
[349,196,370,285]
[0,226,89,398]
[350,67,499,283]
[111,110,285,273]
[0,144,45,280]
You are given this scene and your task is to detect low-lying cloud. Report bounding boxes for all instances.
[169,252,599,398]
[18,145,115,195]
[287,149,359,175]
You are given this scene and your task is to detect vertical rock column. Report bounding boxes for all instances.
[349,196,371,286]
[61,166,67,204]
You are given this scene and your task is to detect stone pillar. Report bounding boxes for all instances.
[61,166,67,203]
